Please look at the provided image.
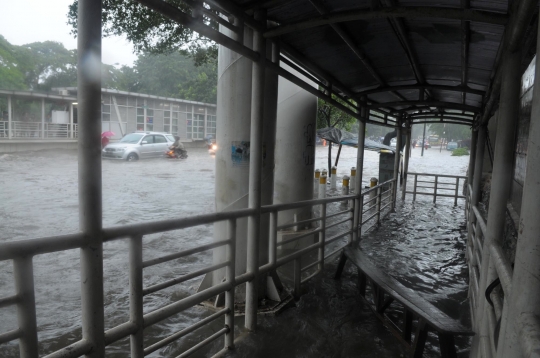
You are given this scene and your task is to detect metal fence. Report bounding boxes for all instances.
[0,121,77,139]
[0,179,396,358]
[405,172,467,205]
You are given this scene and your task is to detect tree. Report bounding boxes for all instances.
[0,35,31,90]
[23,41,77,90]
[67,0,217,65]
[428,123,471,142]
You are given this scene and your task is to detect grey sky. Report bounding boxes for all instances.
[0,0,138,66]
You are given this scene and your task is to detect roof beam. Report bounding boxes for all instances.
[379,0,432,100]
[264,7,508,38]
[371,100,481,112]
[307,0,408,102]
[355,84,485,96]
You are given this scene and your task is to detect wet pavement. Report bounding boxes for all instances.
[0,144,471,357]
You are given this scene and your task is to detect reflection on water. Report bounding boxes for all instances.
[0,145,471,357]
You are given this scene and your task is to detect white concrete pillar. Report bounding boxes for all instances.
[70,103,74,138]
[319,174,327,199]
[497,38,540,357]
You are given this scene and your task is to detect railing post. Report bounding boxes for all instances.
[376,187,381,226]
[454,177,459,206]
[467,126,486,258]
[78,0,105,355]
[41,98,45,139]
[129,235,144,357]
[70,103,74,139]
[319,203,326,272]
[413,174,417,201]
[245,9,266,332]
[433,176,438,203]
[293,258,301,298]
[8,95,12,139]
[268,211,277,267]
[353,110,366,242]
[225,219,236,350]
[402,120,411,201]
[392,118,402,211]
[14,257,38,358]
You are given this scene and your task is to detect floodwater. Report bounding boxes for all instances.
[0,144,470,357]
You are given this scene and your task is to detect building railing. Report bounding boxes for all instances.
[0,178,396,358]
[466,184,519,357]
[405,172,467,205]
[0,121,77,139]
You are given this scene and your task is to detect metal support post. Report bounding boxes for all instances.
[225,219,236,349]
[402,121,411,200]
[413,174,418,201]
[433,176,438,203]
[245,9,266,332]
[353,105,366,242]
[421,122,426,156]
[70,103,74,138]
[476,48,521,353]
[392,120,402,211]
[497,22,540,356]
[129,236,144,357]
[14,257,38,358]
[467,129,478,199]
[319,203,326,270]
[8,95,12,139]
[41,98,45,139]
[78,0,105,355]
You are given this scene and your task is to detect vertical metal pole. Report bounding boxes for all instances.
[392,119,402,210]
[129,236,144,358]
[78,0,105,355]
[454,177,459,206]
[476,48,521,353]
[14,257,38,358]
[268,211,277,266]
[433,176,438,203]
[319,203,326,272]
[376,187,381,225]
[402,121,411,200]
[413,174,418,201]
[8,95,12,139]
[41,98,45,138]
[70,103,74,139]
[467,129,478,198]
[421,122,426,156]
[497,21,540,355]
[245,9,266,332]
[470,126,486,207]
[353,101,366,243]
[225,219,236,349]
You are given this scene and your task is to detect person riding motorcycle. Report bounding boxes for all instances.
[170,136,187,157]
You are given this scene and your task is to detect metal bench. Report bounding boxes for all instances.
[335,247,474,358]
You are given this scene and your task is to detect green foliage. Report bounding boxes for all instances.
[0,35,31,90]
[317,96,357,131]
[67,0,217,65]
[451,148,469,156]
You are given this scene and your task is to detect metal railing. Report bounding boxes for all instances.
[0,121,77,139]
[466,184,515,357]
[405,172,467,205]
[0,178,396,358]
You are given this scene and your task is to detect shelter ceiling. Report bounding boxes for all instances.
[236,0,510,119]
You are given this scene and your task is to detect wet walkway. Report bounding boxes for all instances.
[221,196,471,358]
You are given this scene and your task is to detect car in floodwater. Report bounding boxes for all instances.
[446,141,458,151]
[102,132,175,161]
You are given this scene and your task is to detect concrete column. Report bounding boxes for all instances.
[41,98,45,138]
[352,101,366,243]
[402,121,411,200]
[70,103,74,138]
[497,29,540,357]
[77,0,105,356]
[392,120,402,210]
[8,95,12,139]
[475,49,521,352]
[245,9,267,331]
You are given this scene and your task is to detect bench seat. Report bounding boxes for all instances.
[336,247,474,358]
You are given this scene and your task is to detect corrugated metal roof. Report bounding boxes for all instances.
[234,0,521,123]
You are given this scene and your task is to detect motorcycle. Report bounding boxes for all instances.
[165,147,188,159]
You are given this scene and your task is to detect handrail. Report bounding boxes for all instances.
[489,243,513,294]
[408,172,468,179]
[472,206,487,236]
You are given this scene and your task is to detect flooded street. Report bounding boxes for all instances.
[0,144,470,357]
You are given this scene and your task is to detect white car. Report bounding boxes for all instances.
[102,132,175,161]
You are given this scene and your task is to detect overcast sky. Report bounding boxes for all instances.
[0,0,138,66]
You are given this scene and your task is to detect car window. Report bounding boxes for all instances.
[165,134,175,142]
[154,135,167,144]
[120,133,144,143]
[142,135,154,144]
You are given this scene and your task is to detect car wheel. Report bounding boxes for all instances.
[126,153,138,162]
